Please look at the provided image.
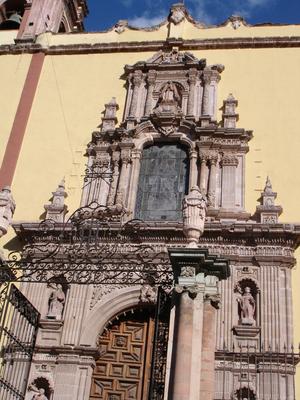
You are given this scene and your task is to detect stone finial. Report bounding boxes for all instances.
[228,15,246,30]
[101,97,119,132]
[182,186,207,248]
[114,20,128,34]
[222,93,239,128]
[169,3,186,25]
[254,177,282,224]
[44,179,68,223]
[0,186,16,238]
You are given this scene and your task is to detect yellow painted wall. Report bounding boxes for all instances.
[0,54,31,166]
[1,16,300,394]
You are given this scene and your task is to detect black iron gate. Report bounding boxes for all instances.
[0,284,40,400]
[149,287,171,400]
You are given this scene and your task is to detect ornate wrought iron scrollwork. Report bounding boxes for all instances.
[149,287,172,400]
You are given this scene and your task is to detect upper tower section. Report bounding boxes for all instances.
[0,0,88,40]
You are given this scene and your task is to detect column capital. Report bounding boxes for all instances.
[221,153,239,167]
[132,70,144,87]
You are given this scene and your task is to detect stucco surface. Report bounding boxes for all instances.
[0,54,32,166]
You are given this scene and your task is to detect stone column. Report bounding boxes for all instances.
[144,70,156,117]
[115,143,133,207]
[171,288,195,400]
[168,249,230,400]
[127,149,142,215]
[200,293,219,400]
[201,69,212,116]
[187,68,198,117]
[199,151,209,195]
[207,152,218,208]
[106,149,120,206]
[129,70,143,118]
[201,66,223,119]
[189,149,198,189]
[221,154,239,209]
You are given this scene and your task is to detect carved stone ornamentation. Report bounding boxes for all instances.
[114,20,128,34]
[44,179,68,223]
[139,285,157,304]
[254,176,283,223]
[182,186,207,247]
[222,94,239,128]
[169,3,186,25]
[228,15,246,30]
[101,97,119,131]
[0,186,15,238]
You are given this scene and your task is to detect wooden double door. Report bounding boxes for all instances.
[90,309,155,400]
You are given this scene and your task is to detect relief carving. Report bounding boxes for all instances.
[0,186,16,237]
[182,186,207,247]
[169,4,185,25]
[139,285,157,304]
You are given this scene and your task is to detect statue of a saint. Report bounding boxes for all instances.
[237,286,256,325]
[47,284,65,320]
[31,388,48,400]
[160,81,180,104]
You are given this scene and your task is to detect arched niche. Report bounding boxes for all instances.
[134,142,190,221]
[27,376,54,400]
[234,278,260,327]
[80,286,143,347]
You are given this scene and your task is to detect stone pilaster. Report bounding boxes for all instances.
[115,142,134,207]
[129,70,143,119]
[189,149,198,188]
[187,68,198,118]
[221,153,239,209]
[201,65,223,120]
[106,149,120,206]
[127,148,142,215]
[144,70,156,116]
[198,150,209,195]
[207,152,218,208]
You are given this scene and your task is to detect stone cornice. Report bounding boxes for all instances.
[13,220,300,250]
[3,36,300,56]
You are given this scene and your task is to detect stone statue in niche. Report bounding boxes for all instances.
[237,286,256,325]
[47,284,65,320]
[155,81,181,113]
[31,388,48,400]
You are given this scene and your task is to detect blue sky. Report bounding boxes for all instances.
[85,0,300,31]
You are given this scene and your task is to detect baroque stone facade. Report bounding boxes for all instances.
[12,45,299,400]
[1,3,300,400]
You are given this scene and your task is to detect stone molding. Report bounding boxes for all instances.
[4,36,300,56]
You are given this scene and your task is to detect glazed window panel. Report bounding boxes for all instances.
[135,144,189,221]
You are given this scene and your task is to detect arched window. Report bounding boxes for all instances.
[135,143,189,221]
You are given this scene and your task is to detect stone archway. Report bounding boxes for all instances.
[89,307,155,400]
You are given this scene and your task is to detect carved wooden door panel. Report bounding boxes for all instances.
[90,310,154,400]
